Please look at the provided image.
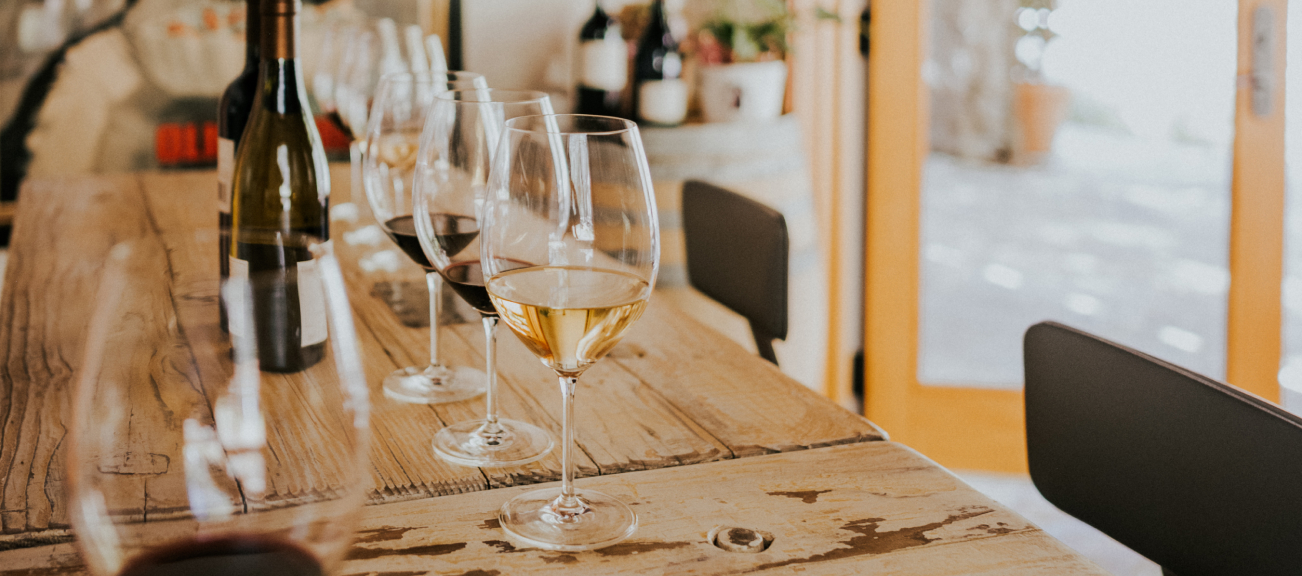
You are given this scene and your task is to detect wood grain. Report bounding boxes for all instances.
[608,306,885,457]
[0,175,152,535]
[0,442,1108,575]
[0,168,884,546]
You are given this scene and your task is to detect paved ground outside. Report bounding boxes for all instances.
[919,123,1235,388]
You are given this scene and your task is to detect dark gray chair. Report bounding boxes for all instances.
[1023,321,1302,576]
[681,180,788,365]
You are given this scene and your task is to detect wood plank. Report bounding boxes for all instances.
[608,305,885,457]
[0,166,884,546]
[0,442,1107,575]
[0,175,152,535]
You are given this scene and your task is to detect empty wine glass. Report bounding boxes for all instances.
[413,89,557,466]
[68,233,371,576]
[481,115,659,550]
[365,72,490,404]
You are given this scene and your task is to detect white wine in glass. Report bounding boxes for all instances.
[482,114,658,551]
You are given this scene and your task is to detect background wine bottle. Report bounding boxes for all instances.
[217,0,261,332]
[574,1,627,117]
[229,0,330,373]
[633,0,687,126]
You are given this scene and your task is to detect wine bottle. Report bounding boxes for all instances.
[574,1,627,117]
[229,0,331,373]
[218,0,261,332]
[633,0,687,126]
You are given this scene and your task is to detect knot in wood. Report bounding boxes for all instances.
[708,526,774,553]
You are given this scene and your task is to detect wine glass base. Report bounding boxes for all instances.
[498,488,637,552]
[382,365,486,404]
[433,418,554,467]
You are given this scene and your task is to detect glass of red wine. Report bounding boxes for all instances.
[412,89,557,466]
[363,72,492,404]
[68,233,371,576]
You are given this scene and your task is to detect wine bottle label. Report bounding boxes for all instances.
[579,39,628,92]
[296,248,329,347]
[228,254,250,338]
[638,79,688,125]
[226,239,331,348]
[218,137,235,215]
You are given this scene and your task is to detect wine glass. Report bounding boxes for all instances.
[481,115,659,550]
[68,233,371,576]
[412,89,558,466]
[364,72,492,404]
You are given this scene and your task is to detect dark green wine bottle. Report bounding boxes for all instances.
[229,0,329,373]
[218,0,261,334]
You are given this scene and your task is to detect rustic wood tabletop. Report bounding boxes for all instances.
[0,168,1105,574]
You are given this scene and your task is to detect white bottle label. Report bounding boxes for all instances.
[227,254,250,339]
[227,239,331,348]
[297,243,329,347]
[638,79,688,125]
[579,39,628,92]
[218,137,235,215]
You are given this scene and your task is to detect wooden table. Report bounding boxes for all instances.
[0,168,1106,574]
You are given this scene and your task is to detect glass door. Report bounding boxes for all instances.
[866,0,1288,471]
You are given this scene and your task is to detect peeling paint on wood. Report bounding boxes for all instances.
[766,489,832,503]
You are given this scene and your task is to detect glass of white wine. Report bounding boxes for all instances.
[481,115,659,551]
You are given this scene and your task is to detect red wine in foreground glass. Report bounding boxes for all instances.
[117,536,323,576]
[69,232,370,576]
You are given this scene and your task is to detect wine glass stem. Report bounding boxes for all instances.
[426,271,442,367]
[557,375,581,510]
[349,140,363,208]
[482,315,501,429]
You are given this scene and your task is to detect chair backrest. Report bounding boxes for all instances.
[1024,321,1302,576]
[681,180,788,364]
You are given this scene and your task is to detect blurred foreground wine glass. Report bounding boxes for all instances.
[482,115,659,550]
[68,233,371,576]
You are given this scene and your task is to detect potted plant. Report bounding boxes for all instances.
[692,0,791,123]
[1011,0,1070,163]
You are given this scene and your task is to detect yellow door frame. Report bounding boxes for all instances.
[864,0,1287,472]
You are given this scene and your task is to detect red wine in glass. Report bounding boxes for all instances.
[116,535,323,576]
[441,260,494,314]
[382,214,479,271]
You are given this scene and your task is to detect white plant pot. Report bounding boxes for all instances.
[698,61,788,123]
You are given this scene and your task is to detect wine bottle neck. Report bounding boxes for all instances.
[257,59,307,115]
[243,0,262,66]
[649,0,666,25]
[260,0,299,60]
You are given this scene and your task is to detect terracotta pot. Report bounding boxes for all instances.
[1013,82,1071,162]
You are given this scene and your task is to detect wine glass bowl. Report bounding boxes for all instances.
[363,72,490,405]
[68,234,371,576]
[481,114,658,551]
[413,89,558,467]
